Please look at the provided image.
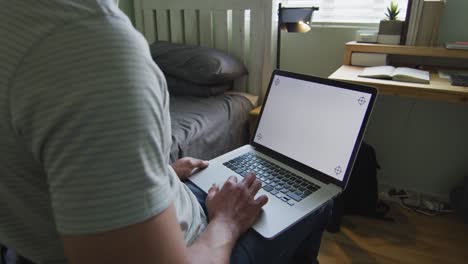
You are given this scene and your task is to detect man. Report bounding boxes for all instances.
[0,1,330,263]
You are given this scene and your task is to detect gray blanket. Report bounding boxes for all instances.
[169,94,254,162]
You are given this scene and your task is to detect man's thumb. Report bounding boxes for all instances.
[193,159,209,168]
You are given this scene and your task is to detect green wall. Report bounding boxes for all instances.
[118,0,468,44]
[118,0,468,200]
[119,0,135,24]
[438,0,468,43]
[281,0,468,201]
[281,0,468,79]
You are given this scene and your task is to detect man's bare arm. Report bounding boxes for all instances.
[62,173,267,264]
[62,204,189,264]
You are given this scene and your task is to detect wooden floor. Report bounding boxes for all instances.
[318,202,468,264]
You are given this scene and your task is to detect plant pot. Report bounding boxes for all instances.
[378,20,404,35]
[378,20,404,44]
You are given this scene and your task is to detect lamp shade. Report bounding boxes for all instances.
[279,7,318,32]
[280,22,311,33]
[280,8,314,24]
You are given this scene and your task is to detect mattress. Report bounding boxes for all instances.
[169,94,254,163]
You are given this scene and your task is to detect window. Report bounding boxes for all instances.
[284,0,408,24]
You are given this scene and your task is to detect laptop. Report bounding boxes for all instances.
[190,70,377,239]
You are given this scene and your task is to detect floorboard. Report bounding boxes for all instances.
[318,202,468,264]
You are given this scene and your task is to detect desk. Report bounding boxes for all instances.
[329,42,468,202]
[330,41,468,103]
[329,65,468,103]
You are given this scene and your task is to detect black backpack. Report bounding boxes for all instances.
[327,142,391,232]
[451,176,468,224]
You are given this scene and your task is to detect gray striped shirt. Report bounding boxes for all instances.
[0,1,206,263]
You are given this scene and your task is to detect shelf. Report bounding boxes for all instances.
[344,41,468,65]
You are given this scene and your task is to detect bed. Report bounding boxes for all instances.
[169,94,254,162]
[133,0,279,160]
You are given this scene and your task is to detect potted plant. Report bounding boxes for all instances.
[378,1,404,44]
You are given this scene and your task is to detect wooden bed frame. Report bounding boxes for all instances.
[133,0,279,99]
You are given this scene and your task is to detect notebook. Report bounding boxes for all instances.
[190,70,377,238]
[359,66,430,84]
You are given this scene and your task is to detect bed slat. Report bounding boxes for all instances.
[134,0,278,99]
[134,0,144,33]
[232,10,247,92]
[248,9,265,95]
[183,10,199,46]
[213,10,229,51]
[169,10,184,43]
[156,10,170,41]
[143,9,156,44]
[198,10,213,48]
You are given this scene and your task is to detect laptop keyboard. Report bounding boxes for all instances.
[222,152,321,206]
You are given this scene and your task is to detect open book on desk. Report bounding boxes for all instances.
[358,66,430,84]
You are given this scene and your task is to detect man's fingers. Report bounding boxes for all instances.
[207,184,218,200]
[199,160,209,168]
[220,176,238,192]
[254,195,269,208]
[228,175,238,184]
[189,158,209,169]
[249,180,262,200]
[241,172,256,188]
[252,197,268,222]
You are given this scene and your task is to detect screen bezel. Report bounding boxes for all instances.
[251,70,377,190]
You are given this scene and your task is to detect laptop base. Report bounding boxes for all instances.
[190,145,341,239]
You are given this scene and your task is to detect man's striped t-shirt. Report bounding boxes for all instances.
[0,0,206,262]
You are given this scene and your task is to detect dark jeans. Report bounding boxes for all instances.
[1,246,33,264]
[1,245,14,264]
[185,181,332,264]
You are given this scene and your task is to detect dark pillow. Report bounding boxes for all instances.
[165,75,232,97]
[149,41,247,85]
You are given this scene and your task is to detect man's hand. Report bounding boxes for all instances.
[205,173,269,240]
[171,157,209,181]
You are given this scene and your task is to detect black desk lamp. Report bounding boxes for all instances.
[277,4,319,69]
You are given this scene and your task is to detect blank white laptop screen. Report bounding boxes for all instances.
[254,75,373,181]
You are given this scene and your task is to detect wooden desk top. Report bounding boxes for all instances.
[329,65,468,103]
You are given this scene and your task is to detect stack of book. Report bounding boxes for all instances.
[405,0,445,46]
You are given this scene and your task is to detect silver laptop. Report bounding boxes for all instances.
[190,70,377,239]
